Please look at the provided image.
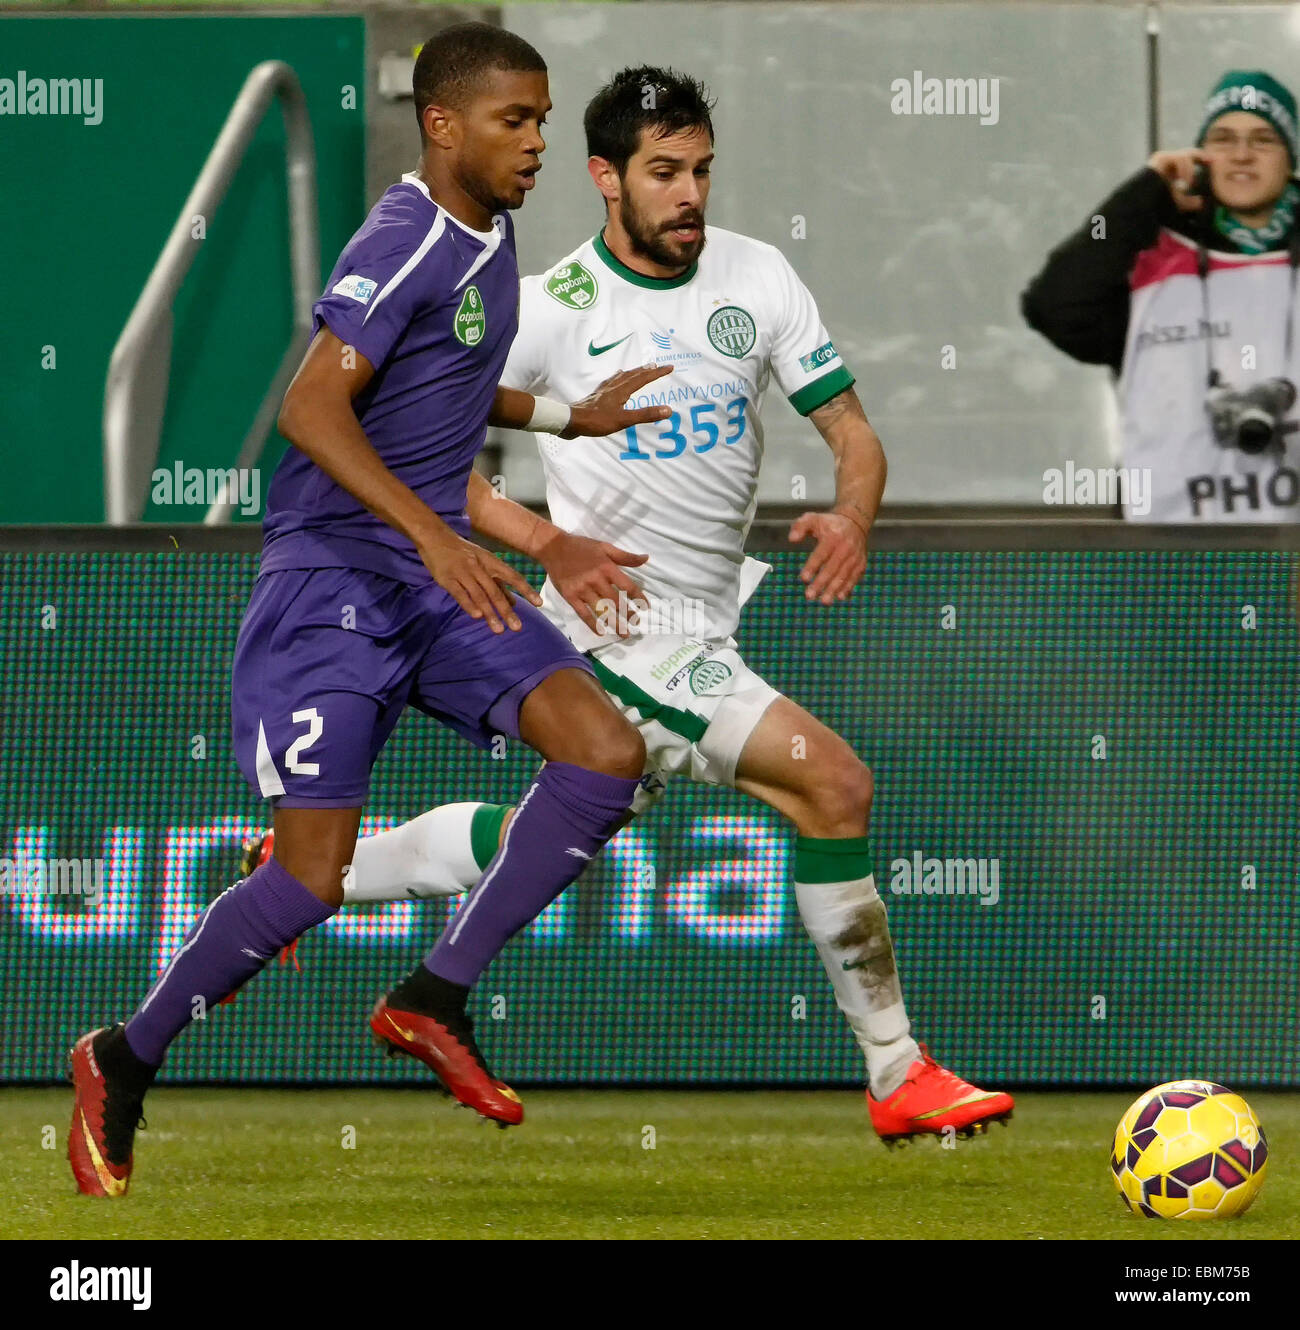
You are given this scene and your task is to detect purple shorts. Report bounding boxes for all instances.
[230,566,592,807]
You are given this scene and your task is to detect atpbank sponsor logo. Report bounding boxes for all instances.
[453,284,485,346]
[1043,462,1151,516]
[545,261,599,310]
[150,462,261,516]
[0,71,103,125]
[889,852,1000,906]
[889,70,1000,125]
[49,1262,151,1311]
[0,856,103,898]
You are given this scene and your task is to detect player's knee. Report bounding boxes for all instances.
[559,715,644,779]
[284,865,345,911]
[594,719,646,780]
[817,757,874,832]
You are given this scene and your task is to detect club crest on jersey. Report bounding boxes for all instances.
[545,261,599,310]
[454,285,485,346]
[689,658,733,696]
[706,306,756,359]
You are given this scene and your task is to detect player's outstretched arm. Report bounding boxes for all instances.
[465,471,648,637]
[487,365,674,440]
[278,328,540,633]
[788,387,887,605]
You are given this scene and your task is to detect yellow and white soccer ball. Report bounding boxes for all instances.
[1111,1080,1268,1219]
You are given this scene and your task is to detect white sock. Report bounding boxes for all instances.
[794,836,920,1100]
[343,802,492,902]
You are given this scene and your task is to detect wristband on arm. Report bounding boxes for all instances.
[526,397,572,434]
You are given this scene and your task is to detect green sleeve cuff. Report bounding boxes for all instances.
[789,365,855,416]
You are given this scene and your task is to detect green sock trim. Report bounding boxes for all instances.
[794,834,874,884]
[469,803,512,871]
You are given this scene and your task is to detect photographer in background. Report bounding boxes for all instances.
[1023,71,1300,522]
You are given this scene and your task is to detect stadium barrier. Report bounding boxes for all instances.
[3,520,1297,1086]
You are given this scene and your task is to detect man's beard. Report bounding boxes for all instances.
[619,193,706,269]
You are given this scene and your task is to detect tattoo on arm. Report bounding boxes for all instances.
[808,387,867,430]
[808,387,882,535]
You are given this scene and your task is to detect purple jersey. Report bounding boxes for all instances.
[260,173,519,585]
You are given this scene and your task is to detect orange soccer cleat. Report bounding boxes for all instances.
[369,994,523,1127]
[867,1045,1014,1147]
[67,1025,154,1198]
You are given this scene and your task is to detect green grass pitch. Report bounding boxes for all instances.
[4,1088,1296,1239]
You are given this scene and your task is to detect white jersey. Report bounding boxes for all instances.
[500,226,853,650]
[1120,229,1300,522]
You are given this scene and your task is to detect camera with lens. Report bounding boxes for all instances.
[1205,376,1298,454]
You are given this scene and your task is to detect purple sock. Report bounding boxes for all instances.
[124,855,335,1067]
[426,761,639,987]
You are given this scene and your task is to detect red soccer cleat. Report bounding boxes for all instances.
[867,1044,1014,1147]
[369,994,523,1127]
[67,1026,153,1198]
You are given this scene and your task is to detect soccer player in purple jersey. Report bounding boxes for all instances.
[67,23,673,1197]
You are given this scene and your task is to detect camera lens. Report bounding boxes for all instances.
[1236,412,1275,454]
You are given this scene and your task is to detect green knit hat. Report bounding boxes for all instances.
[1197,70,1298,167]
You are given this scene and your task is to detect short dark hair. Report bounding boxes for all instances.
[584,66,715,173]
[413,22,547,139]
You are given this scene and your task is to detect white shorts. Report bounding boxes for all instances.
[586,634,782,815]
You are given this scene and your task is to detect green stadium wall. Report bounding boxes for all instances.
[0,15,365,522]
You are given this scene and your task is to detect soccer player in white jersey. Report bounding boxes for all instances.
[247,66,1012,1143]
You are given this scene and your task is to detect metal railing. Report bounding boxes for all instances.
[102,61,319,526]
[7,520,1300,556]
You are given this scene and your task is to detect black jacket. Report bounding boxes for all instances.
[1021,167,1244,374]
